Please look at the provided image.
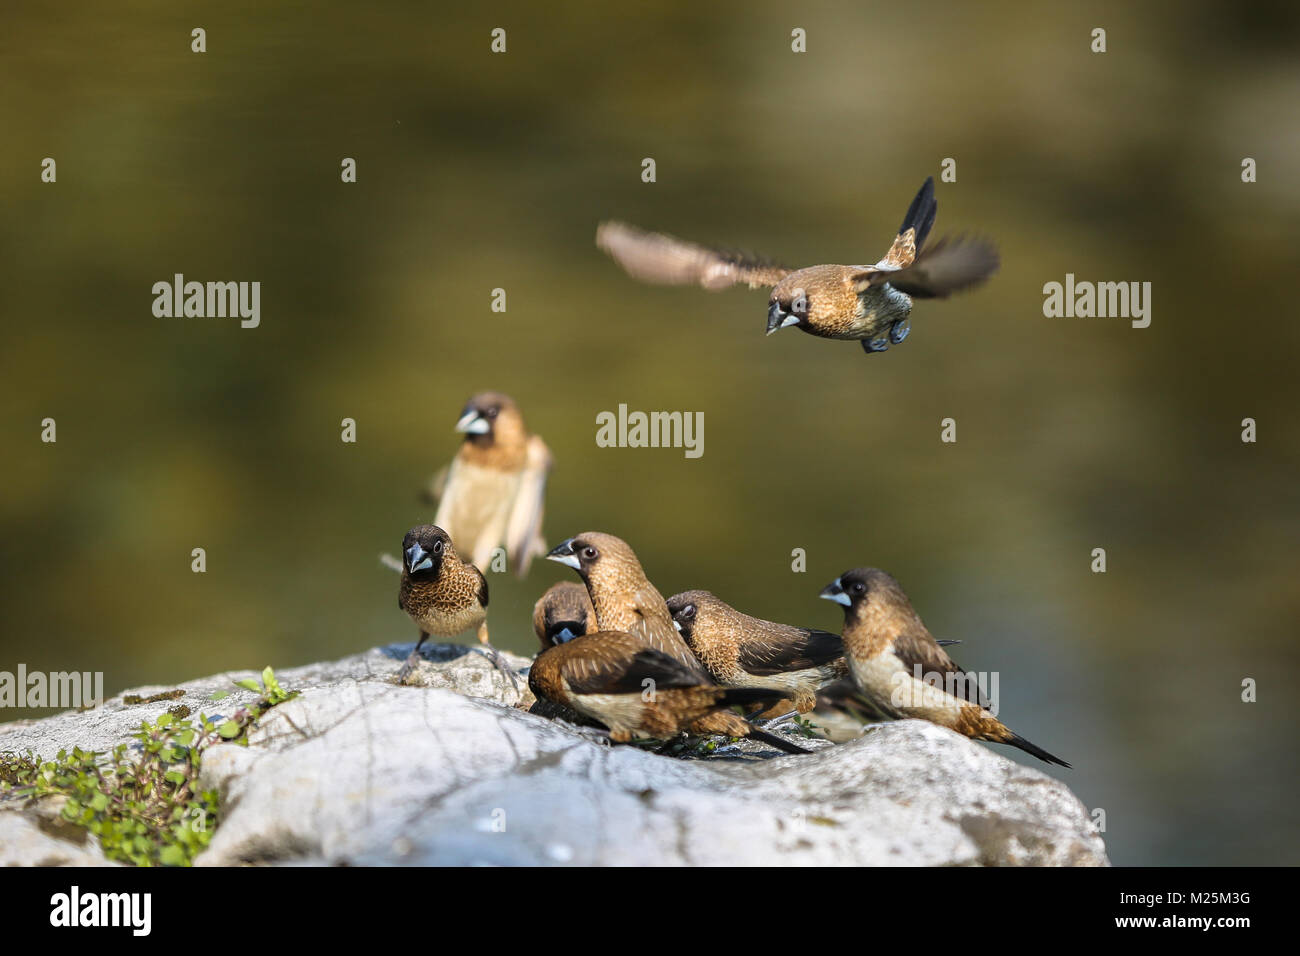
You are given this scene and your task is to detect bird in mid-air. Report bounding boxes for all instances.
[427,392,551,577]
[395,524,517,687]
[819,567,1069,767]
[596,177,998,353]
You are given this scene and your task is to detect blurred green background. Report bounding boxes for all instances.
[2,1,1298,865]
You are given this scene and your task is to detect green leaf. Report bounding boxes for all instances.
[232,679,261,692]
[159,845,185,866]
[164,770,186,786]
[209,690,230,701]
[217,721,242,739]
[89,792,109,812]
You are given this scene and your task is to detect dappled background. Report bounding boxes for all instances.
[2,1,1298,865]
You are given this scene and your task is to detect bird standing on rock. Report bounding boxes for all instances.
[528,630,809,755]
[596,177,998,354]
[666,589,847,714]
[532,581,597,649]
[546,532,708,679]
[396,524,517,687]
[819,567,1069,767]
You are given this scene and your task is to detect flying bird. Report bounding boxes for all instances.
[529,630,809,754]
[819,567,1069,767]
[395,524,517,687]
[596,177,998,353]
[666,589,848,714]
[427,392,551,577]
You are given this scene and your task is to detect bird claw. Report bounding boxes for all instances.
[862,336,890,354]
[889,318,910,344]
[754,710,799,730]
[395,651,420,685]
[477,645,521,690]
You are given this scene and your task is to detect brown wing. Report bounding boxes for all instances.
[560,635,708,695]
[626,583,712,679]
[737,627,844,676]
[855,235,999,299]
[597,221,789,290]
[890,628,989,708]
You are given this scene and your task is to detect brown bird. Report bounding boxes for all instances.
[428,392,551,577]
[545,533,708,679]
[528,630,809,754]
[532,581,597,650]
[819,568,1069,767]
[666,590,847,714]
[396,524,517,687]
[596,177,998,353]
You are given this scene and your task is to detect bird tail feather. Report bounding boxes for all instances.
[1005,732,1071,768]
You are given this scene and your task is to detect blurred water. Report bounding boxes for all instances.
[2,1,1298,865]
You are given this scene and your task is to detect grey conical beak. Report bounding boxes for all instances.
[405,543,434,573]
[546,538,580,570]
[819,578,850,606]
[766,301,786,335]
[455,409,491,435]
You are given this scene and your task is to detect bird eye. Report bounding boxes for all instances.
[582,546,597,560]
[792,293,808,314]
[486,407,499,419]
[683,605,696,620]
[432,539,444,554]
[852,582,865,594]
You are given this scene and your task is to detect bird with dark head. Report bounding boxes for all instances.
[545,532,707,679]
[666,589,847,714]
[529,630,809,755]
[532,580,596,650]
[597,177,998,354]
[395,523,516,687]
[819,567,1070,767]
[427,391,551,578]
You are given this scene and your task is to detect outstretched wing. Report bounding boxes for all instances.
[855,234,999,300]
[596,221,789,290]
[880,176,938,268]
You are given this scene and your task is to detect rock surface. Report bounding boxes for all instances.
[0,643,1108,866]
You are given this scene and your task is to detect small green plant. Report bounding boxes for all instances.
[789,715,824,739]
[1,713,219,866]
[0,666,297,866]
[217,667,298,744]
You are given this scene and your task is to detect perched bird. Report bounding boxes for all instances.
[532,581,597,649]
[819,568,1069,767]
[396,524,516,686]
[596,177,998,353]
[666,590,848,714]
[546,533,708,679]
[529,630,809,754]
[427,392,551,577]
